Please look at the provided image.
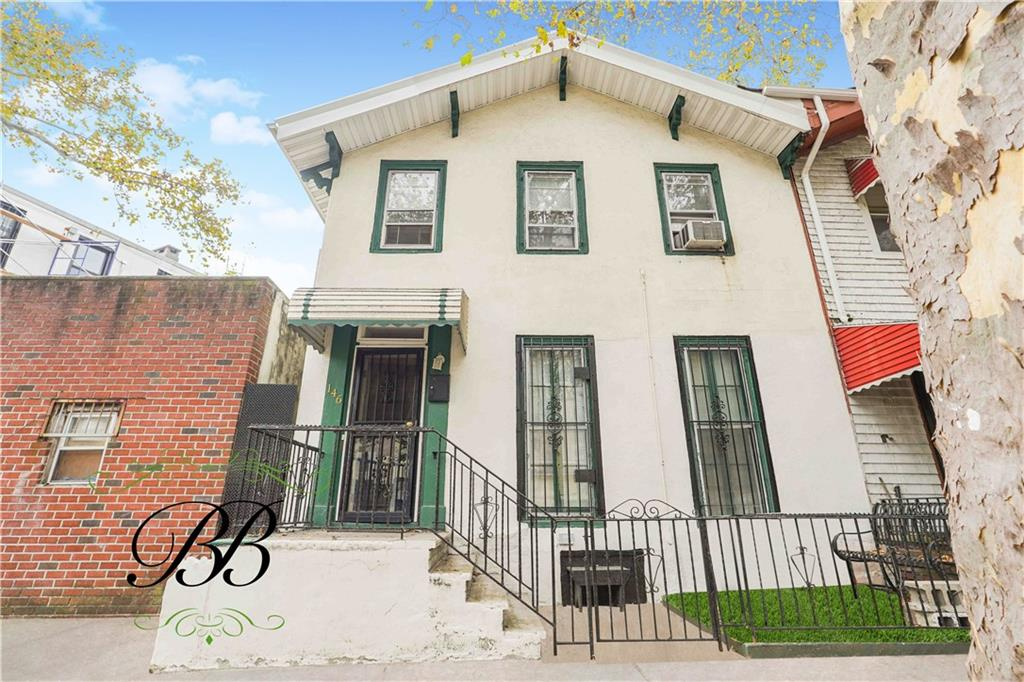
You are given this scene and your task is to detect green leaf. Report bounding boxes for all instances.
[459,51,473,66]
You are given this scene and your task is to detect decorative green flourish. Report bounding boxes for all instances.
[134,607,285,646]
[545,352,564,456]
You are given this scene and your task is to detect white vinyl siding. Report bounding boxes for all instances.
[849,378,943,502]
[793,136,918,324]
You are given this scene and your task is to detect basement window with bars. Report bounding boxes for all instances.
[371,161,447,252]
[42,401,122,484]
[674,337,777,515]
[516,336,604,518]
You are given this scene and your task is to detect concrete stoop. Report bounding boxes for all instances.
[148,531,545,672]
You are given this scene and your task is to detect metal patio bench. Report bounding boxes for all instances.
[830,496,958,593]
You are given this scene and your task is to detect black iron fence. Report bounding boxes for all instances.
[222,427,966,657]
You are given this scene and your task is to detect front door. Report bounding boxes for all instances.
[340,348,425,523]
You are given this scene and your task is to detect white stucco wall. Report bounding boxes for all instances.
[298,84,869,514]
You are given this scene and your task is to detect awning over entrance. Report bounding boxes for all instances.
[833,322,921,393]
[288,287,467,352]
[845,157,880,199]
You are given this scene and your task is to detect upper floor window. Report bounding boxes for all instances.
[654,163,734,255]
[371,160,447,253]
[63,238,116,276]
[862,184,900,254]
[516,162,589,254]
[43,401,122,484]
[0,200,25,269]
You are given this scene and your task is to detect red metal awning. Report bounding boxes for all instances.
[845,157,880,199]
[833,323,921,393]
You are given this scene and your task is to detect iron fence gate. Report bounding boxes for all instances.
[551,500,966,656]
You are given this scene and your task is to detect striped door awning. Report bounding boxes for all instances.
[845,157,881,199]
[288,287,468,352]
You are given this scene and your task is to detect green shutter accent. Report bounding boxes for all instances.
[312,325,357,526]
[370,160,447,254]
[418,326,452,527]
[653,162,734,256]
[667,95,686,141]
[515,161,589,255]
[449,91,460,138]
[777,132,806,180]
[558,56,568,101]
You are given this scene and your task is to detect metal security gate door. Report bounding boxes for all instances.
[340,348,424,524]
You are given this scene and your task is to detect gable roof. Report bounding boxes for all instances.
[271,37,810,218]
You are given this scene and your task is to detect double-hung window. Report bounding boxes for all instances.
[371,160,447,252]
[516,336,604,517]
[43,401,122,483]
[674,337,777,515]
[516,162,589,254]
[654,163,733,255]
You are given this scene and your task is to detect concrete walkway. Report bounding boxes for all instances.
[1,617,967,681]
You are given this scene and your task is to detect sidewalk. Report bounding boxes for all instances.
[1,617,967,681]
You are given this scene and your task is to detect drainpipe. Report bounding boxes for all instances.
[801,96,848,322]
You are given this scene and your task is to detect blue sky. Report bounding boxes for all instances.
[6,1,853,292]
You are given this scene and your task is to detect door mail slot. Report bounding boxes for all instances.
[428,374,450,402]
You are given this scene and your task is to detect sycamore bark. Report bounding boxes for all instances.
[841,2,1023,679]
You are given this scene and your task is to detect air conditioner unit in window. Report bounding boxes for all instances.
[680,219,726,250]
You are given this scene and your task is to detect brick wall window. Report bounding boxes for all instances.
[42,401,122,484]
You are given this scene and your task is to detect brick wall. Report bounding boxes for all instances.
[1,277,283,616]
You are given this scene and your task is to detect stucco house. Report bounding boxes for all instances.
[761,87,944,502]
[147,38,943,670]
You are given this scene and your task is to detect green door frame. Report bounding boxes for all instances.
[312,324,451,528]
[311,325,357,526]
[418,325,451,527]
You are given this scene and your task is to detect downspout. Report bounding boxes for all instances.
[801,96,848,322]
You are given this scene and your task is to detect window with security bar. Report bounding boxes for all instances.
[516,336,604,517]
[42,401,122,483]
[674,337,778,515]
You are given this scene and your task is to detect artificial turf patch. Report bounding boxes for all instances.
[665,585,970,644]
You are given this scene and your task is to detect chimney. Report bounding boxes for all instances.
[154,244,181,262]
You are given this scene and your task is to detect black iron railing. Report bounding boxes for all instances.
[222,430,965,656]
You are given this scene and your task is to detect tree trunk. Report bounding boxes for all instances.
[840,2,1023,679]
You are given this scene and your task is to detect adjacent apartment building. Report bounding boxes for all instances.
[0,186,197,277]
[762,87,943,502]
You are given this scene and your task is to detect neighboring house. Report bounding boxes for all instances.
[0,276,305,616]
[146,39,885,669]
[762,87,944,502]
[0,185,198,277]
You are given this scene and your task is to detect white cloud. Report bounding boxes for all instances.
[134,59,263,121]
[176,54,205,66]
[17,165,63,188]
[48,1,106,29]
[211,249,315,294]
[230,191,322,233]
[210,112,273,146]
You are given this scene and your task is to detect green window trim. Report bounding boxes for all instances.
[370,160,447,253]
[673,335,779,516]
[515,335,605,520]
[516,161,589,255]
[654,163,734,256]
